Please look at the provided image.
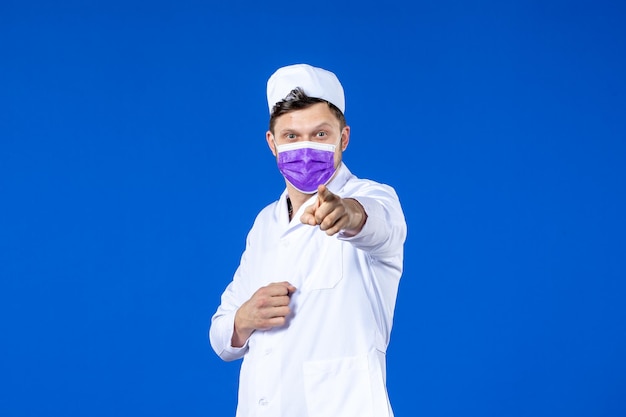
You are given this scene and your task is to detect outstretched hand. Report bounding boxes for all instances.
[300,184,367,236]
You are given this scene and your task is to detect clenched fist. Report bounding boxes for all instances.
[232,281,297,347]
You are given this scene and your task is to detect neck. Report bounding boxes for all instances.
[286,188,314,220]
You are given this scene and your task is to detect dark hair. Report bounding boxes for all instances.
[269,87,346,133]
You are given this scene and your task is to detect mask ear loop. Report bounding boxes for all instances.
[271,135,282,157]
[338,127,346,150]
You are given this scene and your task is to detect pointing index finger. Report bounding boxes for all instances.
[317,184,334,202]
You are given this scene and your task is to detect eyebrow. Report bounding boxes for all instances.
[279,122,335,135]
[312,122,334,130]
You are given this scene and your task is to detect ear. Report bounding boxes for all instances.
[340,126,350,151]
[266,131,277,157]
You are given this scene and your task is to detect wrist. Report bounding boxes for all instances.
[232,309,253,347]
[344,198,367,236]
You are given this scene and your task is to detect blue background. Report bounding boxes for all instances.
[1,1,625,416]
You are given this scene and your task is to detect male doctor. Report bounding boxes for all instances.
[209,63,407,417]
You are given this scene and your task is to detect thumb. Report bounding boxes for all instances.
[300,194,320,226]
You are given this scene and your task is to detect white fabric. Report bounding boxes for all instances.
[209,163,407,417]
[267,63,346,114]
[275,140,336,153]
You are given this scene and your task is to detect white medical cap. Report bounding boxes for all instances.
[266,63,345,115]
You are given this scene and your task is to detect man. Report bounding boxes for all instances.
[209,63,407,417]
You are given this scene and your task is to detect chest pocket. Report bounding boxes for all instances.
[302,237,344,291]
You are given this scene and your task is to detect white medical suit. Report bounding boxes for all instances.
[209,163,407,417]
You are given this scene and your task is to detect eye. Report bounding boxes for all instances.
[286,133,296,140]
[316,131,327,138]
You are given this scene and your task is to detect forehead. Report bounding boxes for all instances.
[273,102,341,131]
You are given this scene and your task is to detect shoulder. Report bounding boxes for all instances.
[343,174,401,202]
[253,199,280,223]
[332,164,396,196]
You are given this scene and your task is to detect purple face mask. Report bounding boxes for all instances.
[276,141,337,193]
